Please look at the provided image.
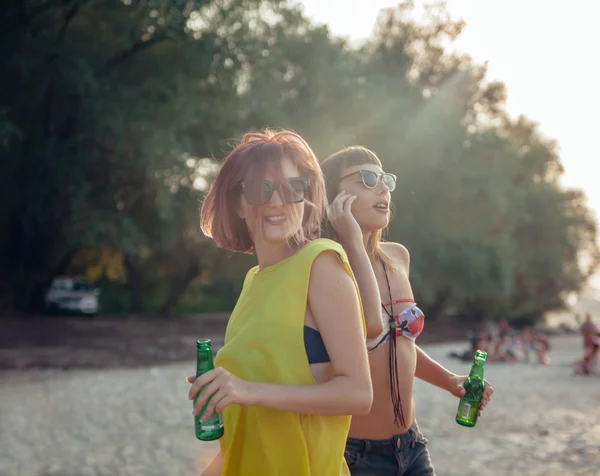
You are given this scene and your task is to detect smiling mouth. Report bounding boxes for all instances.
[373,203,389,211]
[264,215,286,224]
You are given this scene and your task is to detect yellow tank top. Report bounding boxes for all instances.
[214,238,365,476]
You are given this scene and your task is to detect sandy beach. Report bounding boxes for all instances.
[1,335,598,476]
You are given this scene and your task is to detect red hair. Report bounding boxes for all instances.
[200,129,326,254]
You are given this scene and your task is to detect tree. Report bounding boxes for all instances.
[2,0,596,322]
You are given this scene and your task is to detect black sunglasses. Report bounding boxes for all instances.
[237,177,310,205]
[339,170,396,192]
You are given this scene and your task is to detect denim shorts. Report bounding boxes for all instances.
[344,422,435,476]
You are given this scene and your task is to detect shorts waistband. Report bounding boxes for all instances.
[346,422,421,453]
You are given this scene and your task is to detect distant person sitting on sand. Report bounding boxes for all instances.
[451,322,494,362]
[476,322,494,355]
[521,327,550,365]
[491,319,518,362]
[580,313,599,374]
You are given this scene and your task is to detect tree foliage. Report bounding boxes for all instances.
[2,0,597,322]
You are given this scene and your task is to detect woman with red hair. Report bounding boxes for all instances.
[187,130,382,475]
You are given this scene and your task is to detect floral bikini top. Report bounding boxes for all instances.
[366,299,425,352]
[365,261,426,429]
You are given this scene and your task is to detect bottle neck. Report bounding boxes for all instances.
[196,346,215,372]
[469,360,485,379]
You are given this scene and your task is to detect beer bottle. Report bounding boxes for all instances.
[456,350,487,427]
[194,339,225,440]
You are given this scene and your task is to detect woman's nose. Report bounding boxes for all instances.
[376,178,390,193]
[268,189,285,205]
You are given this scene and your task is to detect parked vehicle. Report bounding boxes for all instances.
[44,276,100,315]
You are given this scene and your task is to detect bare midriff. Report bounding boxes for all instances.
[349,335,417,439]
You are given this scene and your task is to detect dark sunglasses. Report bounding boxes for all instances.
[237,177,310,205]
[339,170,397,192]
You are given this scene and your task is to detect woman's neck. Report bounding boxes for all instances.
[254,240,304,271]
[361,230,379,265]
[363,229,380,260]
[362,230,373,250]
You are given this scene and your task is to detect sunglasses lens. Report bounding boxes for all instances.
[282,178,308,203]
[383,174,396,191]
[242,179,308,204]
[240,180,270,205]
[361,171,379,188]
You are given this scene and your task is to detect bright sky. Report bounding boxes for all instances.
[300,0,600,287]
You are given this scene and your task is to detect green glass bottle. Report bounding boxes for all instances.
[194,339,225,441]
[456,350,487,427]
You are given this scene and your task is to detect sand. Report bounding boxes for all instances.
[1,335,598,476]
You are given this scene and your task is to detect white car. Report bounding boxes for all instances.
[44,276,100,315]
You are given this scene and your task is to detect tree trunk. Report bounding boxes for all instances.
[161,261,201,318]
[123,254,143,313]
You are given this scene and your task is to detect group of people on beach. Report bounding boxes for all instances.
[186,129,495,475]
[449,311,599,376]
[467,319,551,365]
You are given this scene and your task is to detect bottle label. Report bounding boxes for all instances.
[202,413,224,431]
[458,400,479,421]
[202,423,222,431]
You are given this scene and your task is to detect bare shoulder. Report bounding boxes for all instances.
[307,249,363,333]
[381,242,410,268]
[307,250,359,305]
[309,249,349,284]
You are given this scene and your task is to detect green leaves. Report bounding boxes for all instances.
[1,0,597,319]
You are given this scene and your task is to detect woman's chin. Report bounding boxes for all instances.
[262,229,301,246]
[364,216,389,232]
[355,210,390,232]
